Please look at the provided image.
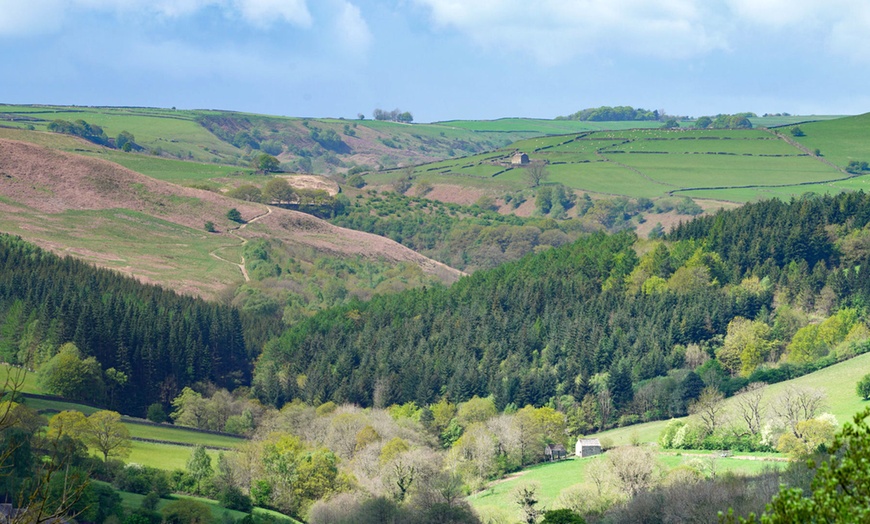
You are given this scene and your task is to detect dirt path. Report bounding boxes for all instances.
[209,205,272,282]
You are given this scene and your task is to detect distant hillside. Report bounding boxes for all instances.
[0,137,461,302]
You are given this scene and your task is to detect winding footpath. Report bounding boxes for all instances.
[209,205,272,282]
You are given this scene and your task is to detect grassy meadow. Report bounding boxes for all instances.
[468,453,784,522]
[393,125,861,203]
[114,487,299,523]
[0,208,244,296]
[468,350,870,521]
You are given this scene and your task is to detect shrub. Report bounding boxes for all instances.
[146,403,167,423]
[204,221,216,233]
[858,373,870,400]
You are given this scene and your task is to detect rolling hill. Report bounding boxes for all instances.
[389,122,870,205]
[0,137,460,299]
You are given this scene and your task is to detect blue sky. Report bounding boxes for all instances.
[1,0,869,122]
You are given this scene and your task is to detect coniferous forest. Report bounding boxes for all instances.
[0,234,278,413]
[253,191,870,424]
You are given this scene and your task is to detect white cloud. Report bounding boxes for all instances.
[331,1,372,55]
[232,0,312,28]
[0,0,65,36]
[0,0,313,36]
[412,0,870,64]
[725,0,870,62]
[412,0,728,64]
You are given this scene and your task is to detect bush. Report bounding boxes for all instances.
[218,485,253,512]
[146,403,167,423]
[858,374,870,400]
[205,221,216,233]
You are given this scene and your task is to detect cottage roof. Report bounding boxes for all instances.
[577,438,601,446]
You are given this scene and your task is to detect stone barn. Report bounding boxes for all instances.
[511,152,530,165]
[575,438,602,458]
[544,443,568,462]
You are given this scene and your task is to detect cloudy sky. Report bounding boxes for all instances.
[1,0,868,121]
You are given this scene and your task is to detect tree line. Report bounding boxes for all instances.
[0,234,275,415]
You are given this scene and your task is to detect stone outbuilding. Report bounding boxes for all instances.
[511,152,530,165]
[544,443,568,462]
[575,438,602,458]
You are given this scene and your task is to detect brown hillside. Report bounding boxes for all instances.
[0,138,461,295]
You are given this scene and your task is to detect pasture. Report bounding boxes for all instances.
[115,489,299,523]
[468,452,784,522]
[395,126,855,203]
[592,350,870,448]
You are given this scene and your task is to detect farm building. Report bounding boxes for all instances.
[544,443,568,461]
[575,438,602,458]
[511,152,530,165]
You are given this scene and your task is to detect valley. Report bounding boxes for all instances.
[2,104,870,524]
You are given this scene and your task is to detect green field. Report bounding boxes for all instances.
[787,113,870,167]
[469,350,870,520]
[115,488,299,523]
[468,453,784,521]
[0,364,42,394]
[0,208,243,295]
[593,351,870,448]
[393,125,860,202]
[18,391,245,470]
[82,150,258,186]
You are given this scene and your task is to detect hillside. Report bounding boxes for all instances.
[382,124,870,208]
[0,137,461,301]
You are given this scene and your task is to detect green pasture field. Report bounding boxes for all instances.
[788,113,870,168]
[123,422,244,449]
[512,163,668,198]
[0,208,243,295]
[0,126,94,149]
[126,440,224,471]
[25,395,243,448]
[435,119,682,134]
[82,150,258,186]
[750,115,844,127]
[0,105,240,162]
[551,139,626,154]
[612,137,800,155]
[611,155,840,193]
[677,185,846,203]
[830,173,870,191]
[0,364,43,394]
[116,489,299,523]
[468,452,784,521]
[511,135,584,151]
[592,350,870,448]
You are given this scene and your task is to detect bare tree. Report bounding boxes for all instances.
[598,387,614,431]
[734,382,767,435]
[689,386,726,435]
[773,385,827,437]
[606,446,660,498]
[524,161,549,188]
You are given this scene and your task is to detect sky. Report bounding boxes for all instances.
[1,0,869,122]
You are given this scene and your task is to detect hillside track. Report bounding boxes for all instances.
[209,205,272,282]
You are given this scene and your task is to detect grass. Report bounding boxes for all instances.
[81,150,258,186]
[788,113,870,168]
[390,125,853,203]
[0,364,43,394]
[114,487,299,523]
[470,350,870,520]
[468,453,784,521]
[593,350,870,448]
[0,208,243,296]
[125,441,225,471]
